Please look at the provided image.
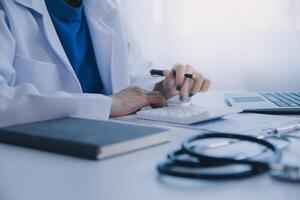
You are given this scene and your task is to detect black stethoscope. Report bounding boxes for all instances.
[157,133,300,183]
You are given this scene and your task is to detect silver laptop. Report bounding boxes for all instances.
[225,91,300,113]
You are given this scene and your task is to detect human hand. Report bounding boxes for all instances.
[153,64,211,100]
[110,86,167,117]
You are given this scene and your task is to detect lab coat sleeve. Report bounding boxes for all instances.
[124,19,163,91]
[0,10,112,127]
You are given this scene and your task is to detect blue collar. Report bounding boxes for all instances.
[45,0,83,22]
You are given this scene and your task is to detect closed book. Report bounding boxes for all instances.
[0,118,170,160]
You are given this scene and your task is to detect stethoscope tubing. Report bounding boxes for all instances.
[157,133,283,180]
[182,133,281,168]
[157,148,269,180]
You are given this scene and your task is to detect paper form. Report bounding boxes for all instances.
[115,113,300,134]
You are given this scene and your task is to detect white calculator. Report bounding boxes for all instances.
[136,105,243,125]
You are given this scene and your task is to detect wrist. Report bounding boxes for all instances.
[110,96,121,117]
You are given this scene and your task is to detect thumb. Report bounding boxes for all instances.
[163,70,176,89]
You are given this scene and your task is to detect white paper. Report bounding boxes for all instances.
[196,113,300,133]
[116,113,300,134]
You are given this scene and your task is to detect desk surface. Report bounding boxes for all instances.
[1,91,300,200]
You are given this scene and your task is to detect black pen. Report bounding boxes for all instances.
[150,69,197,79]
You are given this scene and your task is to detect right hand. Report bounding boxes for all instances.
[110,86,167,117]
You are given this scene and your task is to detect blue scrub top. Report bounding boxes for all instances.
[45,0,103,94]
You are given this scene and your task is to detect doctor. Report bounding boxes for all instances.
[0,0,211,127]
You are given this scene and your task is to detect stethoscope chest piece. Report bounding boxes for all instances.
[271,164,300,183]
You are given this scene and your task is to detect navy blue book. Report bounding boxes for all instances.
[0,118,170,160]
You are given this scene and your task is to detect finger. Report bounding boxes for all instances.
[200,79,211,92]
[174,63,186,91]
[179,79,194,101]
[190,73,204,97]
[179,64,194,98]
[146,91,167,107]
[163,70,176,89]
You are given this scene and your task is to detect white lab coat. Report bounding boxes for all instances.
[0,0,158,127]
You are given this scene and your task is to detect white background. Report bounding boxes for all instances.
[120,0,300,91]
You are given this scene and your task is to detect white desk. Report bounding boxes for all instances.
[1,91,300,200]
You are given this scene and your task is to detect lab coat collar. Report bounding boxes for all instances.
[83,0,118,18]
[83,0,119,95]
[13,0,46,16]
[14,0,118,18]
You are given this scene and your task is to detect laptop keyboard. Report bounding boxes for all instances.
[261,92,300,107]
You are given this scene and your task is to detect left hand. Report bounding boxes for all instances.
[153,63,211,100]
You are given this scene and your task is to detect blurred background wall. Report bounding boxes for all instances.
[119,0,300,91]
